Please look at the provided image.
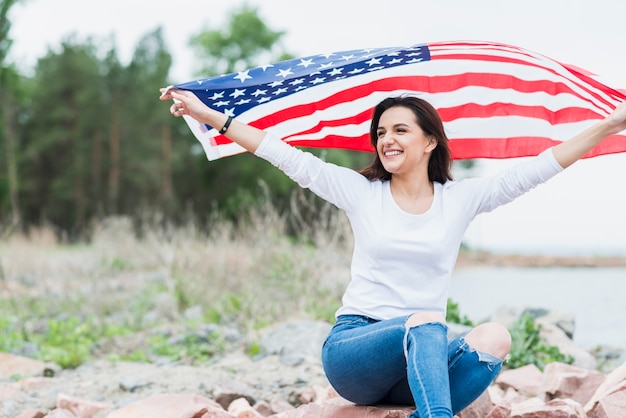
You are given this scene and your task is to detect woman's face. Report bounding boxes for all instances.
[376,106,435,176]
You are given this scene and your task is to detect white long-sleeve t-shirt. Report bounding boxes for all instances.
[255,134,564,320]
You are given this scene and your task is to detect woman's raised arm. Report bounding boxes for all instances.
[159,87,266,154]
[552,101,626,168]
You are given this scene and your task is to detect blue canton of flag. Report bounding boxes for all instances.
[175,44,430,122]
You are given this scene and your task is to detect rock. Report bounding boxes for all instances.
[228,398,265,417]
[488,385,528,409]
[56,393,112,418]
[15,409,46,418]
[540,362,605,405]
[0,352,49,379]
[584,360,626,411]
[271,396,413,418]
[118,376,152,393]
[457,390,492,417]
[104,393,231,418]
[496,364,544,397]
[586,384,626,418]
[259,321,331,359]
[269,399,296,414]
[510,397,586,417]
[0,384,21,402]
[534,311,575,339]
[486,404,511,418]
[538,322,597,370]
[251,400,273,416]
[2,315,625,418]
[589,345,625,374]
[45,409,78,418]
[212,378,256,410]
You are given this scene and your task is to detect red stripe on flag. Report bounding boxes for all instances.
[288,135,374,153]
[176,41,626,161]
[429,52,619,110]
[437,103,604,124]
[246,73,609,130]
[450,133,626,159]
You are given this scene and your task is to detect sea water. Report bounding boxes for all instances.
[449,266,626,350]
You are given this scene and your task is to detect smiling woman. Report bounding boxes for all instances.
[8,0,626,258]
[160,80,626,417]
[363,98,448,214]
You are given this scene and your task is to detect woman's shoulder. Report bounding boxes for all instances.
[439,175,494,198]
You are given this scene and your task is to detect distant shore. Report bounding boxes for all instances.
[456,250,626,268]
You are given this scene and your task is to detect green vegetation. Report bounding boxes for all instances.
[0,1,357,370]
[446,299,474,326]
[447,300,573,371]
[0,315,129,368]
[0,199,351,369]
[0,1,376,237]
[0,220,575,372]
[0,312,237,368]
[507,313,574,370]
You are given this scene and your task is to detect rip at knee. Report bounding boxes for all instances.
[465,322,511,360]
[402,312,448,361]
[473,348,504,371]
[405,312,446,328]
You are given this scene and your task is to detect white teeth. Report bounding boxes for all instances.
[385,150,402,157]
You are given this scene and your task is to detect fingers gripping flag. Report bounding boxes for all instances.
[172,40,626,161]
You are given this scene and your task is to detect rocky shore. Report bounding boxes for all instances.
[455,250,626,268]
[1,309,626,418]
[0,241,626,418]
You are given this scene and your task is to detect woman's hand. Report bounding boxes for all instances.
[159,87,214,123]
[159,86,267,153]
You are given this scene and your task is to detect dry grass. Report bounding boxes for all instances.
[0,191,353,341]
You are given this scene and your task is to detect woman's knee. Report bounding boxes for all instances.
[405,312,446,328]
[464,322,511,359]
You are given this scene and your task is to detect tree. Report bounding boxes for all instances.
[189,4,289,77]
[183,6,375,224]
[102,49,123,216]
[172,5,375,223]
[180,5,322,221]
[119,27,176,215]
[20,37,106,233]
[0,4,370,234]
[0,0,21,228]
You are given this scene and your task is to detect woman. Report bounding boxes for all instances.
[160,89,626,418]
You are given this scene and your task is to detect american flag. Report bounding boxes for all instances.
[173,40,626,161]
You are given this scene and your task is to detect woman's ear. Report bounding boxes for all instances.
[427,137,438,152]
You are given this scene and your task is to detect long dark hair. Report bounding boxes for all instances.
[359,96,453,183]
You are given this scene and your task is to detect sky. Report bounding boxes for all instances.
[8,0,626,256]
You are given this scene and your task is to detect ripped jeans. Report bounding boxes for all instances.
[321,315,503,417]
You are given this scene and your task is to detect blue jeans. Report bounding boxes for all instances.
[321,315,503,418]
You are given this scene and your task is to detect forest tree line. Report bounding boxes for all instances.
[0,1,378,238]
[0,1,472,239]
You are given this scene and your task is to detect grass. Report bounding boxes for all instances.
[0,189,572,370]
[0,190,352,368]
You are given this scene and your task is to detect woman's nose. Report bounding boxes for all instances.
[380,132,394,144]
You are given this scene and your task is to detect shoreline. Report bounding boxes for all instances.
[456,250,626,268]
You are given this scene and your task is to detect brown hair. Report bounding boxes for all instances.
[359,96,453,183]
